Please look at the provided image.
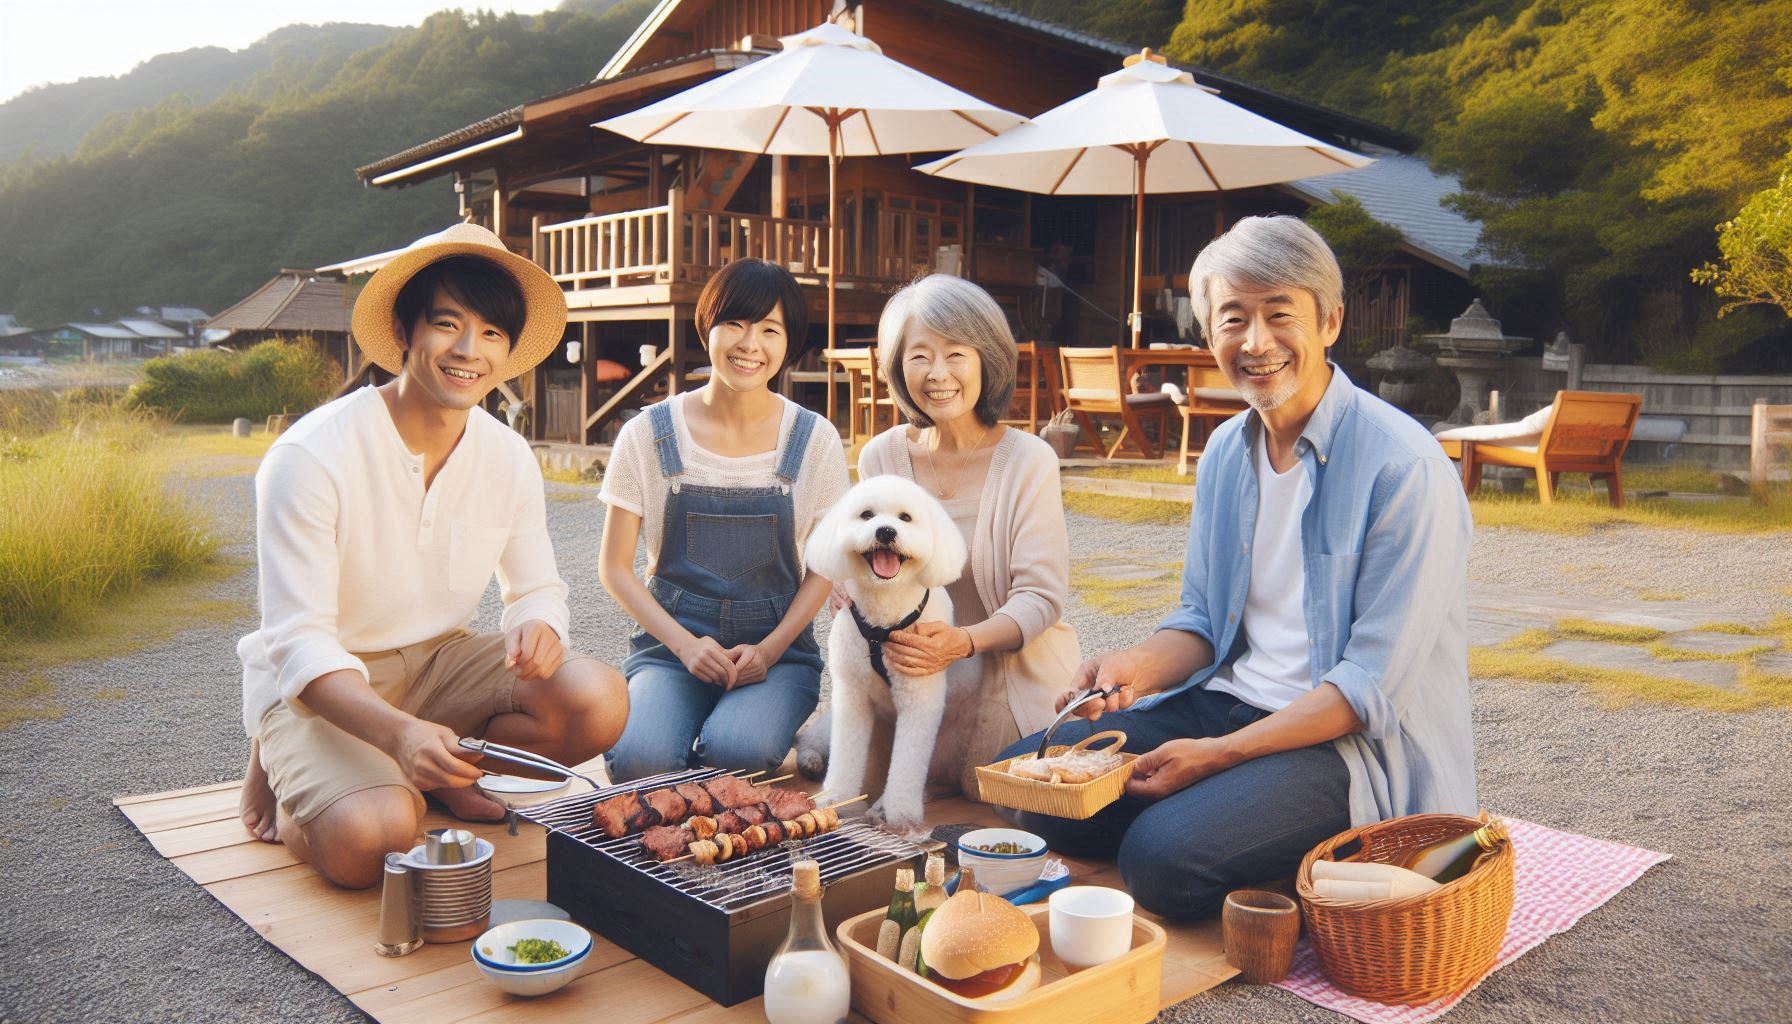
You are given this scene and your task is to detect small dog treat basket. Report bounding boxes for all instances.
[1295,812,1515,1004]
[976,730,1134,820]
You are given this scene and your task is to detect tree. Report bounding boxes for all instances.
[1303,194,1402,298]
[1693,159,1792,320]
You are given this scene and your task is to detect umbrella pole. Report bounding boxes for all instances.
[828,117,839,349]
[1130,147,1146,348]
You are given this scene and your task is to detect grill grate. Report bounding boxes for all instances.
[520,767,922,912]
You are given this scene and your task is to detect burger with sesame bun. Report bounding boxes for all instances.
[915,889,1042,1002]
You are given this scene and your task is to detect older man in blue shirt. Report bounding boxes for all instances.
[998,215,1476,920]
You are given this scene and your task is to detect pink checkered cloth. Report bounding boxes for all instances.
[1273,816,1670,1024]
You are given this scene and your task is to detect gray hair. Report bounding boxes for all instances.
[1189,215,1343,340]
[877,274,1017,428]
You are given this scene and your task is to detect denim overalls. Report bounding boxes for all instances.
[605,400,826,781]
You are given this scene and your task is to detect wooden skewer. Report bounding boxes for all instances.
[753,773,795,787]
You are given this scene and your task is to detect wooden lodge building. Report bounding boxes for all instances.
[351,0,1479,444]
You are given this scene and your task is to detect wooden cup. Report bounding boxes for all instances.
[1222,889,1301,984]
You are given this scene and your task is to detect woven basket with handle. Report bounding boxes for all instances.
[1295,812,1515,1004]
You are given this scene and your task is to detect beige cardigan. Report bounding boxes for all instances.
[858,426,1082,743]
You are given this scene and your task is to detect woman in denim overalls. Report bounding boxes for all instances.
[598,259,848,781]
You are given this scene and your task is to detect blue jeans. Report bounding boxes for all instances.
[605,659,820,781]
[997,686,1351,920]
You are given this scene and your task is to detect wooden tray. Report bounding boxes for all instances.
[836,901,1165,1024]
[974,730,1135,820]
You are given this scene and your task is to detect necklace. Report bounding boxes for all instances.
[918,423,997,499]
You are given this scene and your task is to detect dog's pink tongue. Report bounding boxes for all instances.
[871,548,901,580]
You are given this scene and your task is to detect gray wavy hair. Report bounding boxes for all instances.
[877,274,1017,428]
[1188,215,1343,340]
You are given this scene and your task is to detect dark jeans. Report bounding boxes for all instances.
[997,686,1351,920]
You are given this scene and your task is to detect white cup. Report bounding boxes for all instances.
[1048,886,1135,968]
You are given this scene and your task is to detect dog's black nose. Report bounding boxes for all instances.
[875,525,897,545]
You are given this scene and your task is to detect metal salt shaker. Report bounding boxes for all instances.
[374,852,423,957]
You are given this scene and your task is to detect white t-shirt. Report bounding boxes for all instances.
[599,393,850,576]
[1206,437,1315,712]
[238,387,569,735]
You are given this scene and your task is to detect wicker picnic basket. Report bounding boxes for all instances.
[1295,812,1515,1005]
[975,730,1134,820]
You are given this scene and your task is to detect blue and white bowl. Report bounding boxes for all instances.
[956,827,1048,898]
[472,919,592,996]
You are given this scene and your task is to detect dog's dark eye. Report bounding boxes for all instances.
[859,510,873,520]
[899,513,912,522]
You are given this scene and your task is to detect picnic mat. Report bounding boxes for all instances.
[114,778,1235,1023]
[1275,816,1672,1024]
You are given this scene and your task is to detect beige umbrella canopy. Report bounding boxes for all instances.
[597,21,1026,344]
[917,50,1373,345]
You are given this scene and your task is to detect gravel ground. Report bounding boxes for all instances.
[1,472,1789,1023]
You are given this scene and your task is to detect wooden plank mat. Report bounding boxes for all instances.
[116,781,1234,1022]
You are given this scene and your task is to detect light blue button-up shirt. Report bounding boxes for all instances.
[1148,364,1477,826]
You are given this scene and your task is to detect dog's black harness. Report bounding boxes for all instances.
[849,590,930,684]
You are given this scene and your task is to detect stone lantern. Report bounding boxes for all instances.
[1425,298,1530,425]
[1364,345,1434,410]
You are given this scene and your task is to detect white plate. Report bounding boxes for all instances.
[478,774,570,795]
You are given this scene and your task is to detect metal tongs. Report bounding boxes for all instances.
[458,737,602,791]
[1035,687,1112,760]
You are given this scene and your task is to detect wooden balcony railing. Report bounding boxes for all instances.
[533,188,881,294]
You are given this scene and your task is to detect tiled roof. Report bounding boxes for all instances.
[1285,151,1484,275]
[117,319,187,339]
[206,271,350,333]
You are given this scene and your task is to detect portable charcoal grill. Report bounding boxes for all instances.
[520,767,925,1005]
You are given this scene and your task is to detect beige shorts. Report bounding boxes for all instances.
[257,629,520,827]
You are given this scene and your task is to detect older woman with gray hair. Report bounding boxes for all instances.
[797,274,1082,796]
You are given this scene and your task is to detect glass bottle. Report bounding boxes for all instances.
[914,853,948,914]
[1405,824,1500,884]
[763,859,851,1024]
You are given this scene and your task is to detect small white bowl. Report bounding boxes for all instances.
[472,919,592,996]
[956,827,1048,898]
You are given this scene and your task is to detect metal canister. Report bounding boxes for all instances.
[374,852,423,957]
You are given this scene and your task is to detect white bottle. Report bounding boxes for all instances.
[764,860,851,1024]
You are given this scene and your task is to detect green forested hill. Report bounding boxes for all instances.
[0,23,403,167]
[0,2,649,325]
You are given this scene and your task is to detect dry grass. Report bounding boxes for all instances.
[1468,484,1792,535]
[1471,613,1792,710]
[1069,559,1183,616]
[0,407,219,638]
[159,425,276,478]
[1075,465,1192,486]
[0,674,64,730]
[1063,491,1191,525]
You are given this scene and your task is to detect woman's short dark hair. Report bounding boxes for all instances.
[394,255,527,349]
[695,258,811,383]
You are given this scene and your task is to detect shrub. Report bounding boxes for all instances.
[126,338,338,422]
[0,409,216,637]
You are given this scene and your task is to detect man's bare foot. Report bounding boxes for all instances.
[431,784,507,823]
[239,739,280,843]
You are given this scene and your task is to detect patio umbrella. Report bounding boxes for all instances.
[916,50,1373,345]
[596,21,1026,344]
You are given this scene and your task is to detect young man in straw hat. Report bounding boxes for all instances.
[236,223,627,888]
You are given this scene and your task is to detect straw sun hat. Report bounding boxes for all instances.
[350,222,568,377]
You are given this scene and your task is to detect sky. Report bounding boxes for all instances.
[0,0,563,103]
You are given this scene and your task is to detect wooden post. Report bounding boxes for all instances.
[771,155,787,221]
[491,173,505,241]
[1753,398,1770,499]
[668,305,688,398]
[578,321,591,445]
[827,115,840,348]
[668,186,684,282]
[1131,147,1146,348]
[531,215,542,267]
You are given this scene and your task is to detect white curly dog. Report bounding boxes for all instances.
[803,475,967,837]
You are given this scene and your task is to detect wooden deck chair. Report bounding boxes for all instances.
[1175,356,1248,475]
[822,346,896,447]
[1001,342,1063,434]
[1057,346,1172,459]
[1440,390,1642,506]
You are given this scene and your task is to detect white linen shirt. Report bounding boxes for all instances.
[237,387,569,735]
